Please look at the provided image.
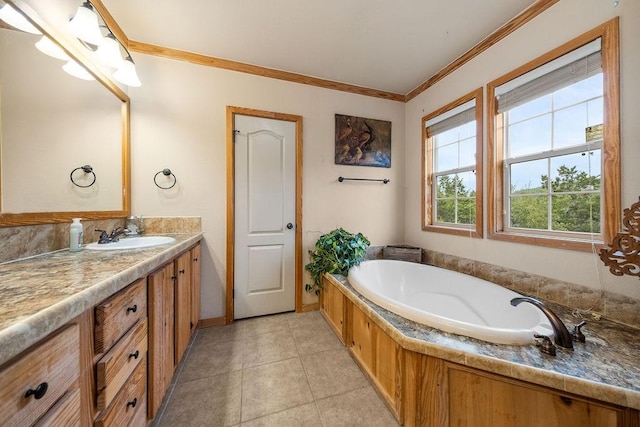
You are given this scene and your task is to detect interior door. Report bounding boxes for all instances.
[234,114,296,319]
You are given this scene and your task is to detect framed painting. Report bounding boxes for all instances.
[335,114,391,168]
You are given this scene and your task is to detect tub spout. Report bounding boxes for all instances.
[510,297,573,350]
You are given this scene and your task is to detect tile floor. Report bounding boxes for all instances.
[154,311,400,426]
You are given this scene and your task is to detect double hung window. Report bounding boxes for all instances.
[422,88,483,237]
[487,21,620,250]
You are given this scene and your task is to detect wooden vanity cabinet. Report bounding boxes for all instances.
[0,324,80,426]
[147,261,175,420]
[190,243,201,337]
[93,278,148,426]
[148,242,202,421]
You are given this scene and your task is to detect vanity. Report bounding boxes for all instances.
[321,274,640,427]
[0,234,202,425]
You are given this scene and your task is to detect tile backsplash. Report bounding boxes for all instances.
[0,216,201,264]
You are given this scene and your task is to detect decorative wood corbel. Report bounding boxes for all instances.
[599,197,640,278]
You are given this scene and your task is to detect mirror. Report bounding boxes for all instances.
[0,4,130,226]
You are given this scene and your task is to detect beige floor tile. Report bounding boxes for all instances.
[159,371,242,427]
[241,358,314,422]
[242,328,298,368]
[240,402,322,427]
[194,322,245,347]
[301,348,369,400]
[179,340,244,383]
[316,385,399,426]
[292,322,344,356]
[242,312,294,338]
[287,310,327,330]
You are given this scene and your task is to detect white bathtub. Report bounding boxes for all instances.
[347,259,553,345]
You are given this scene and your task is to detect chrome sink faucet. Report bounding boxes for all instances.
[510,296,574,350]
[95,227,128,244]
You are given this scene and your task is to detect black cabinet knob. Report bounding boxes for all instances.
[25,382,48,400]
[127,397,137,408]
[126,305,137,313]
[128,350,139,360]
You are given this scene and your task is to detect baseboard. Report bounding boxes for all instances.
[300,302,319,312]
[197,316,226,328]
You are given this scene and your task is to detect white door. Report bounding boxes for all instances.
[234,114,296,319]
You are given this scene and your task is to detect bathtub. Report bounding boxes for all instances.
[347,259,553,345]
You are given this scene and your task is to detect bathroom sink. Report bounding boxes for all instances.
[85,236,176,251]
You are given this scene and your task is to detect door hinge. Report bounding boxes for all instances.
[233,129,240,141]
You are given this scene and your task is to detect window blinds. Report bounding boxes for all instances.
[496,51,602,113]
[426,100,475,137]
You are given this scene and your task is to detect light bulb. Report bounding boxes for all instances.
[63,59,95,81]
[35,36,69,60]
[95,33,123,68]
[113,56,141,87]
[0,3,41,35]
[68,1,103,46]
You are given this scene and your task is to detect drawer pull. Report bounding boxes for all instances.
[127,398,137,408]
[129,350,140,360]
[126,305,138,313]
[194,257,198,262]
[24,382,48,400]
[179,269,185,274]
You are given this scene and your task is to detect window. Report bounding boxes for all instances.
[422,88,483,237]
[487,19,620,250]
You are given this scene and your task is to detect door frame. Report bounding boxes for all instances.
[225,106,303,324]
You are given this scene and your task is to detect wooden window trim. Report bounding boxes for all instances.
[422,87,484,238]
[486,18,620,252]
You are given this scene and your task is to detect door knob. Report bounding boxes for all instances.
[286,223,294,230]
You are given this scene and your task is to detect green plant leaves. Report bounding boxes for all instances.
[304,227,370,295]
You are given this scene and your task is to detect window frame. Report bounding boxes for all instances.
[422,87,483,238]
[487,18,620,251]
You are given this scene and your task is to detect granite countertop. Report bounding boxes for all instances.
[0,233,202,367]
[326,273,640,411]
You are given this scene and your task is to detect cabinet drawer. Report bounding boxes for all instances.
[0,324,79,426]
[96,318,148,410]
[33,388,81,427]
[95,278,147,353]
[95,358,147,427]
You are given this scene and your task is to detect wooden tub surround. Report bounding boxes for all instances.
[320,274,640,427]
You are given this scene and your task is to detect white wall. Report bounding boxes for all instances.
[128,56,405,319]
[404,0,640,299]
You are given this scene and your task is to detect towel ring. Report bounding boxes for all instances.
[70,165,96,188]
[154,168,177,189]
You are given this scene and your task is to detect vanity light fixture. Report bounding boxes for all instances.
[62,59,95,81]
[0,2,41,35]
[68,1,103,46]
[113,55,141,87]
[68,0,142,87]
[95,32,123,69]
[35,36,70,60]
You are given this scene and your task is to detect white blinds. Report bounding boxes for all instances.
[497,50,602,113]
[426,100,475,137]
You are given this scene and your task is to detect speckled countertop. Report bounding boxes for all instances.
[326,274,640,411]
[0,233,202,367]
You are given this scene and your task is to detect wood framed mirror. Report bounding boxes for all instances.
[0,0,130,226]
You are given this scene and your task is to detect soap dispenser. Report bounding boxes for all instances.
[70,218,84,252]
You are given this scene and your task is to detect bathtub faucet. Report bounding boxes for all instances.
[510,297,573,350]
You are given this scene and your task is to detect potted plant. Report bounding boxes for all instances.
[304,227,370,296]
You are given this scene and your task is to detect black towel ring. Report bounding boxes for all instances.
[154,168,177,189]
[70,165,96,188]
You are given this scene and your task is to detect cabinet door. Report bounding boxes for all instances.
[147,262,175,420]
[174,251,192,366]
[320,277,345,343]
[447,365,622,427]
[190,243,201,336]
